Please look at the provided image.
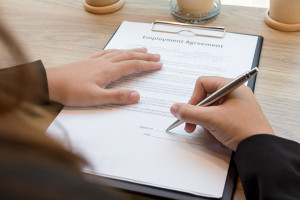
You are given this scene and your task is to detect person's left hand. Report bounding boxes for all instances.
[46,48,162,107]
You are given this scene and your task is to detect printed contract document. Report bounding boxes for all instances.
[47,21,260,198]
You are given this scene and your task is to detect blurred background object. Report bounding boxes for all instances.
[83,0,124,14]
[264,0,300,31]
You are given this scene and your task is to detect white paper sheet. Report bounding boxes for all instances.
[47,21,259,198]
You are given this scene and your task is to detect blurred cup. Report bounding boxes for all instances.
[264,0,300,31]
[83,0,124,14]
[177,0,214,14]
[269,0,300,24]
[86,0,118,7]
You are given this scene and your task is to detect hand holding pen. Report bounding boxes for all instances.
[167,68,275,151]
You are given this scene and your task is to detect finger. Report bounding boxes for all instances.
[185,123,196,133]
[101,48,148,60]
[170,104,196,133]
[110,60,162,81]
[100,89,141,105]
[89,49,120,58]
[189,76,232,105]
[109,51,160,63]
[170,103,216,127]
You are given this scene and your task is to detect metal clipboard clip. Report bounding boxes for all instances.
[151,20,226,38]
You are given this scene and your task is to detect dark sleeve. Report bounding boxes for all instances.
[234,134,300,200]
[0,60,49,105]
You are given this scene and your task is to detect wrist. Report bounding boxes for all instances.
[45,67,63,104]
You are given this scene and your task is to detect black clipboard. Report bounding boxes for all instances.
[87,21,263,200]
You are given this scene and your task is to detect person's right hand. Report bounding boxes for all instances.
[170,76,275,151]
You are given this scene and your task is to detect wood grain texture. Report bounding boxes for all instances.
[1,0,299,199]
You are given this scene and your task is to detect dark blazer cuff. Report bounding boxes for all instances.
[1,60,49,105]
[24,60,50,104]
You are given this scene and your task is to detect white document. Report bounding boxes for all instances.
[47,21,259,198]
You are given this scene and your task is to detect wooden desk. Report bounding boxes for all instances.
[1,0,299,199]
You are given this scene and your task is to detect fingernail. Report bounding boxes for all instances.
[140,47,147,52]
[130,91,140,102]
[156,61,163,68]
[154,53,160,60]
[170,105,178,116]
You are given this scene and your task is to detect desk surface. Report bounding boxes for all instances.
[1,0,300,199]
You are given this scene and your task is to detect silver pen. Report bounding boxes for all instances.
[166,67,259,132]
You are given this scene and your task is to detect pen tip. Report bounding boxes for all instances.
[166,120,183,132]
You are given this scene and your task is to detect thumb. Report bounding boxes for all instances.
[102,89,140,105]
[170,103,215,128]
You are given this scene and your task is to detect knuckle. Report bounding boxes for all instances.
[132,60,142,70]
[114,90,125,102]
[126,52,135,59]
[177,106,188,122]
[148,53,156,60]
[105,48,116,52]
[88,92,102,107]
[196,76,205,85]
